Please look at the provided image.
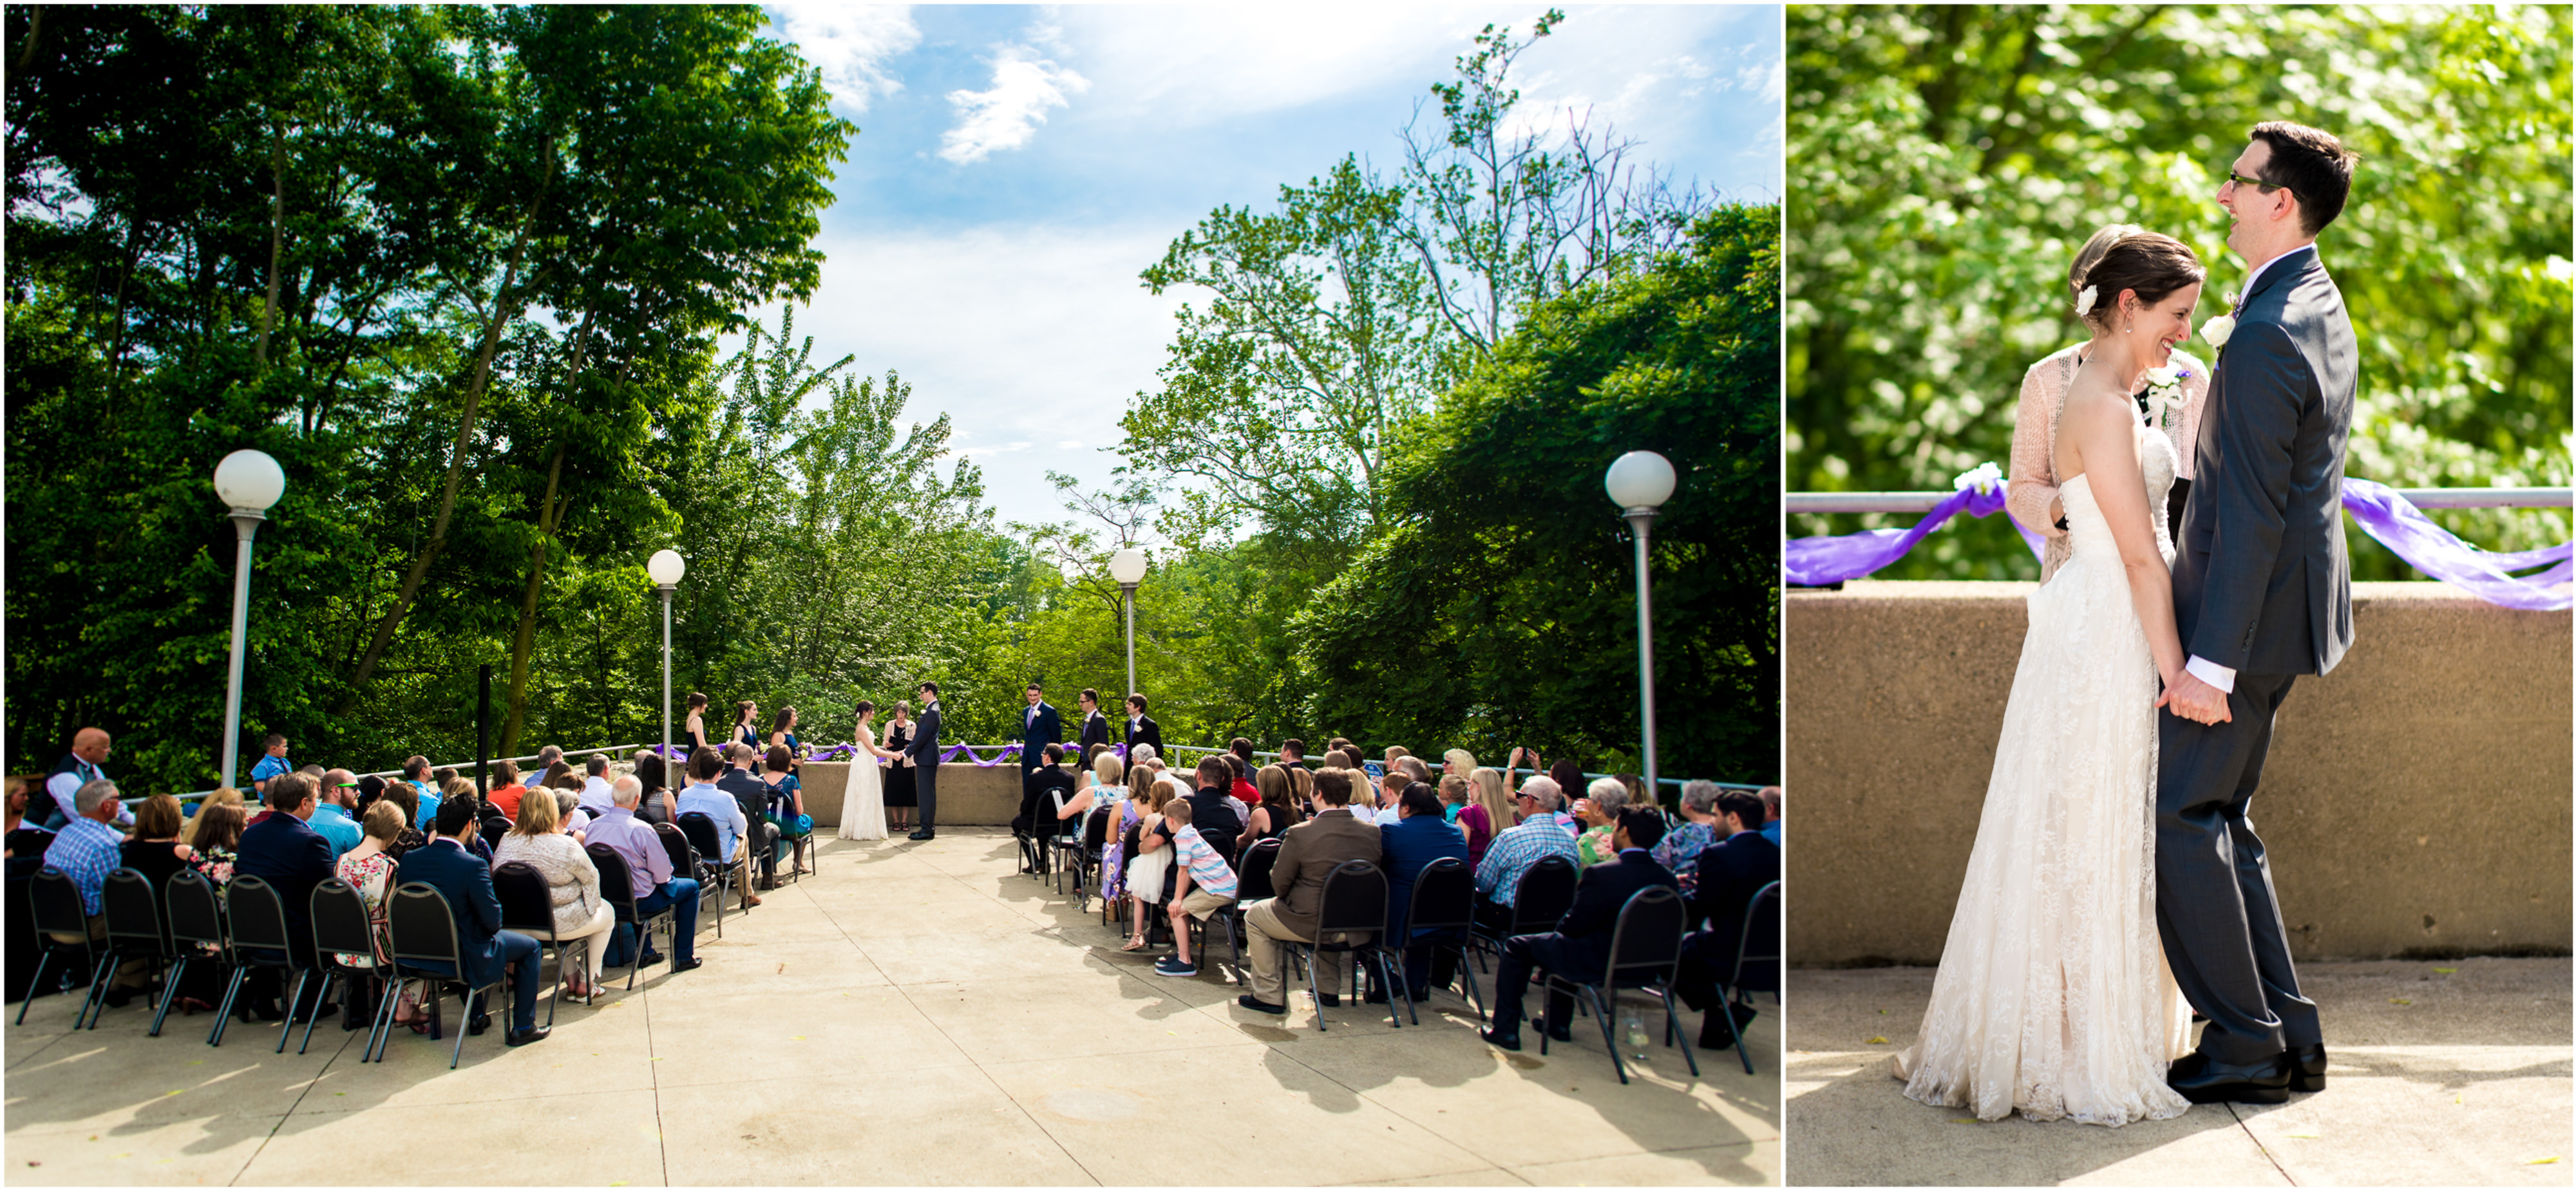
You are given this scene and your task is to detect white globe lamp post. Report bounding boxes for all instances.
[213,449,286,791]
[649,549,687,769]
[1108,548,1149,702]
[1605,451,1677,802]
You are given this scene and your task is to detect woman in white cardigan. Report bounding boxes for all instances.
[491,789,616,999]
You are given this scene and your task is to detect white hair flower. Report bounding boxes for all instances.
[2073,285,2099,317]
[2201,314,2238,349]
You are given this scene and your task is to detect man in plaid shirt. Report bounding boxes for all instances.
[1472,775,1577,936]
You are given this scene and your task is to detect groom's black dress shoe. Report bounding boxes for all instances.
[2166,1050,2292,1105]
[2289,1043,2327,1093]
[907,828,936,841]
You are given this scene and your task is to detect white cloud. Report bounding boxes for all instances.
[765,3,922,115]
[939,41,1091,164]
[741,223,1187,529]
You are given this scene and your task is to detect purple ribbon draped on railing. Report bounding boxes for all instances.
[1784,481,2045,587]
[1787,474,2571,612]
[2340,479,2570,612]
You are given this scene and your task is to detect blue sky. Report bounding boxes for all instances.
[753,3,1783,532]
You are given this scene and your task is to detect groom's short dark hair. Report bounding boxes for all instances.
[2250,122,2356,236]
[919,680,938,696]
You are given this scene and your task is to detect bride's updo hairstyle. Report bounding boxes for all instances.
[2071,232,2205,331]
[2069,223,2144,296]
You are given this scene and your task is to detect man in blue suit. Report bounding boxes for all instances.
[234,772,340,1022]
[1378,780,1470,1003]
[1479,808,1680,1051]
[401,799,549,1046]
[1018,682,1062,780]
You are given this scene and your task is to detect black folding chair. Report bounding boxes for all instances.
[307,879,381,1056]
[384,881,505,1069]
[162,869,232,1046]
[1224,838,1283,977]
[1289,859,1401,1033]
[587,844,674,990]
[220,875,316,1053]
[1537,885,1698,1085]
[1472,854,1578,972]
[1016,783,1068,877]
[1065,804,1113,910]
[767,787,813,886]
[657,821,723,938]
[19,868,102,1030]
[676,812,739,928]
[1710,881,1782,1075]
[98,868,176,1033]
[1389,857,1484,1026]
[493,862,581,1027]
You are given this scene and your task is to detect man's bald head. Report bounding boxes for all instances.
[71,729,111,763]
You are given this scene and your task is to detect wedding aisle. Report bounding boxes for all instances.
[1786,961,2573,1186]
[6,828,1779,1186]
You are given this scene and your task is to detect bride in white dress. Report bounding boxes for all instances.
[1893,231,2207,1125]
[839,700,893,841]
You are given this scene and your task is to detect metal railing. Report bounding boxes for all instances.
[1788,486,2572,514]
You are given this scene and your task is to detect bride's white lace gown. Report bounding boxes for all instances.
[1892,413,2195,1126]
[838,724,888,841]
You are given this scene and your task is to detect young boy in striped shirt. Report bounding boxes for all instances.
[1155,798,1240,977]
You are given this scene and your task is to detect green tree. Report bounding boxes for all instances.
[1787,5,2572,579]
[1300,205,1782,784]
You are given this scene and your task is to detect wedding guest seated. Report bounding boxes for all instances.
[308,770,363,858]
[1473,776,1577,936]
[1673,789,1782,1047]
[47,780,150,1006]
[1571,777,1629,868]
[180,786,245,848]
[404,799,547,1045]
[578,754,616,817]
[1380,782,1470,1002]
[589,776,701,972]
[551,788,589,836]
[760,746,810,877]
[1014,744,1076,868]
[5,775,55,861]
[1247,764,1303,842]
[1224,747,1260,808]
[1235,767,1382,1016]
[1115,780,1181,952]
[492,784,614,1000]
[334,802,407,1029]
[1480,808,1676,1051]
[236,772,341,1022]
[715,744,778,895]
[1462,769,1511,868]
[1184,756,1245,858]
[118,794,197,998]
[484,760,528,822]
[677,749,758,906]
[632,752,673,825]
[1654,781,1727,903]
[1155,798,1240,978]
[1759,785,1782,845]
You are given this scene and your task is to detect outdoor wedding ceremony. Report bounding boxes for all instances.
[1781,4,2571,1188]
[3,3,1784,1188]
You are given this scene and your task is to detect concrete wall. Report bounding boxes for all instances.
[790,762,1021,827]
[1787,581,2571,966]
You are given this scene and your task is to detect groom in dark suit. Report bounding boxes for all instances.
[1075,688,1112,760]
[2155,122,2358,1105]
[1019,682,1062,778]
[908,682,943,840]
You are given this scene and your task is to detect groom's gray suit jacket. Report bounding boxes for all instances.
[2170,245,2356,677]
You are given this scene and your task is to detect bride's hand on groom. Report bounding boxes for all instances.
[2157,671,2233,725]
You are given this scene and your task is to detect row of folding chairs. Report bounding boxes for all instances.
[13,815,753,1067]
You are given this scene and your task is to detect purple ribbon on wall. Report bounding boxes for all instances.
[1787,473,2571,612]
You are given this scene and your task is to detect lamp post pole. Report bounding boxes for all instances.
[647,550,687,771]
[1624,505,1660,798]
[212,449,284,791]
[659,585,675,764]
[218,509,265,791]
[1604,451,1676,801]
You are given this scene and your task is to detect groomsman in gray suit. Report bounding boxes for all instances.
[2156,121,2358,1106]
[908,682,944,841]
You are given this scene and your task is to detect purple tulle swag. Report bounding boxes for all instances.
[1788,470,2570,612]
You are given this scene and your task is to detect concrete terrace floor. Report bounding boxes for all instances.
[4,827,1778,1186]
[1786,961,2573,1186]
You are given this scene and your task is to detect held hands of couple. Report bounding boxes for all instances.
[2157,670,2233,726]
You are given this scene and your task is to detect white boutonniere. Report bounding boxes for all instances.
[2200,314,2237,350]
